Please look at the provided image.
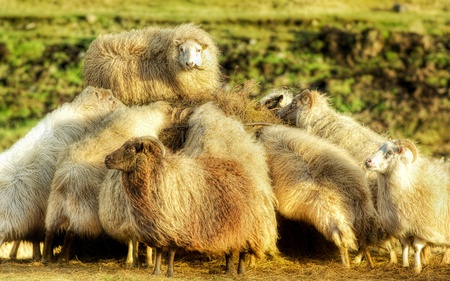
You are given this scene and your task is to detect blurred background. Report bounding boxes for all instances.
[0,0,449,156]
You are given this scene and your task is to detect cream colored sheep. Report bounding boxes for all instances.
[83,23,222,105]
[278,89,398,264]
[0,86,122,261]
[365,139,450,273]
[259,125,382,268]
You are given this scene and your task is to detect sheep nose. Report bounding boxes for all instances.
[364,158,372,168]
[105,155,111,163]
[186,61,195,69]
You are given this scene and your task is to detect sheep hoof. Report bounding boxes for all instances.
[413,265,422,274]
[353,256,362,265]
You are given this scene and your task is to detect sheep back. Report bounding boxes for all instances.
[259,125,380,250]
[83,23,222,105]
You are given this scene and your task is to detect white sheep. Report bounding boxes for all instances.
[42,101,173,263]
[259,88,294,110]
[83,23,222,105]
[181,102,279,257]
[105,135,272,277]
[277,89,399,264]
[0,86,122,261]
[365,139,450,273]
[258,125,382,268]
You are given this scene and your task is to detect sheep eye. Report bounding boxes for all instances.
[196,48,201,53]
[386,150,394,157]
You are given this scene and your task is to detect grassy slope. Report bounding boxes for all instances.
[0,0,449,154]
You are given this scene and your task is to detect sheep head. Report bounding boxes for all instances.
[175,39,205,70]
[365,139,417,173]
[277,89,314,122]
[259,88,294,110]
[105,136,166,173]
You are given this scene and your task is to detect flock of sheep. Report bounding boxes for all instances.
[0,23,449,277]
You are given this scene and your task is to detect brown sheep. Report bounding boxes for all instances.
[42,102,172,264]
[83,23,222,105]
[105,136,267,277]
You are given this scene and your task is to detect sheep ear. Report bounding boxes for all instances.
[134,141,145,153]
[299,89,312,107]
[174,39,182,46]
[398,146,415,164]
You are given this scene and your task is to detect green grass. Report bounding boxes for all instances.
[0,0,449,155]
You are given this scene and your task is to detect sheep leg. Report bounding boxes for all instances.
[145,246,153,266]
[338,246,350,268]
[32,241,42,261]
[384,239,398,264]
[441,247,450,264]
[57,227,75,263]
[382,238,398,264]
[248,254,256,268]
[413,237,426,274]
[152,247,162,275]
[9,241,20,260]
[127,238,139,268]
[225,252,235,275]
[353,249,363,265]
[400,237,410,267]
[237,252,246,274]
[42,230,57,263]
[421,245,431,265]
[165,246,176,277]
[363,247,375,268]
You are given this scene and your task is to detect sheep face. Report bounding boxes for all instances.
[365,141,414,173]
[259,89,294,110]
[105,136,166,173]
[277,90,313,122]
[93,87,122,111]
[175,39,205,70]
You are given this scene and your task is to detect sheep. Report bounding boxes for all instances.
[104,135,270,277]
[365,139,450,273]
[83,23,222,105]
[0,86,122,261]
[258,125,382,268]
[259,88,294,110]
[181,102,279,258]
[99,169,153,268]
[277,89,399,264]
[42,101,173,263]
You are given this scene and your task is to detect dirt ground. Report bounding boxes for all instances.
[1,241,450,281]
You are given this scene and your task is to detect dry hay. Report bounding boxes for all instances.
[2,248,450,280]
[160,79,283,150]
